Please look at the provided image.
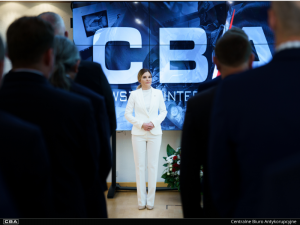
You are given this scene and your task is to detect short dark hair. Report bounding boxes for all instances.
[6,16,54,66]
[214,27,252,67]
[0,35,4,61]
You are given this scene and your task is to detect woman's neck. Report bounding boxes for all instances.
[142,86,151,90]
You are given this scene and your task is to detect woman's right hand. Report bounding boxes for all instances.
[142,122,154,131]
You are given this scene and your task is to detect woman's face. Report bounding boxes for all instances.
[139,72,152,89]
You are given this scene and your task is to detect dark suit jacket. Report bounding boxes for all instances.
[0,71,100,218]
[75,61,116,135]
[209,48,300,217]
[197,76,221,93]
[70,80,112,190]
[70,80,111,217]
[0,110,53,217]
[260,151,300,218]
[0,172,19,218]
[180,86,218,218]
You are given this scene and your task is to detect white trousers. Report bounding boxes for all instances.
[132,132,162,207]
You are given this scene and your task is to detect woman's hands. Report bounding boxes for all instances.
[142,122,154,131]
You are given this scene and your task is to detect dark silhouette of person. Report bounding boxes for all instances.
[0,16,100,217]
[180,28,253,218]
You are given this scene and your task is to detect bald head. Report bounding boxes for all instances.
[270,2,300,39]
[38,12,68,37]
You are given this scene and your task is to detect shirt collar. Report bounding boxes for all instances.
[276,41,300,53]
[12,68,44,76]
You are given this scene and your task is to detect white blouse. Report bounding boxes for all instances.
[142,88,152,112]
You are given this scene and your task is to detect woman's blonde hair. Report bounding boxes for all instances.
[137,68,152,89]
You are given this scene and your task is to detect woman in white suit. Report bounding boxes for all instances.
[125,69,167,210]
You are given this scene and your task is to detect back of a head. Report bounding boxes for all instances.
[272,2,300,37]
[6,16,54,67]
[214,27,252,67]
[50,36,80,90]
[38,12,66,37]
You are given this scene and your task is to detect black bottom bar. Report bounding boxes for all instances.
[12,218,300,225]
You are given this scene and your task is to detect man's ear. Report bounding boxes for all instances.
[44,48,54,67]
[74,59,81,73]
[64,30,69,38]
[42,48,55,79]
[213,56,221,71]
[248,53,255,69]
[268,7,277,33]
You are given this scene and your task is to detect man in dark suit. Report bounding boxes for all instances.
[0,36,53,218]
[38,12,117,136]
[180,28,254,218]
[209,2,300,217]
[49,35,111,217]
[70,81,110,218]
[76,61,116,135]
[68,64,112,192]
[0,16,100,218]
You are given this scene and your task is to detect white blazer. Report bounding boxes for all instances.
[124,87,167,135]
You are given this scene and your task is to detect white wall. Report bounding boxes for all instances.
[106,130,182,183]
[0,2,73,74]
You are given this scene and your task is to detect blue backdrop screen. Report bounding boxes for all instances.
[73,1,274,130]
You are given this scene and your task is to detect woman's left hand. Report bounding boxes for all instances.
[148,122,154,131]
[144,122,154,131]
